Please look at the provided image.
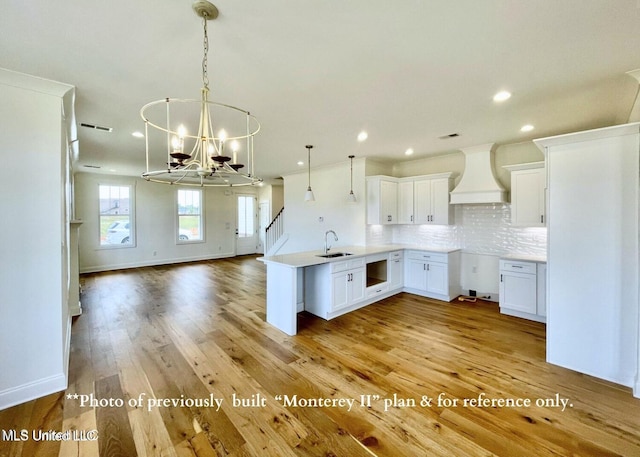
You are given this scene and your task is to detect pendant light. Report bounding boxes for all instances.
[347,155,357,202]
[139,1,262,187]
[304,145,315,201]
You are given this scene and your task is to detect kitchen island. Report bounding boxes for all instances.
[259,245,461,335]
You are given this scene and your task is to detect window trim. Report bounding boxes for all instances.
[97,182,135,250]
[176,188,205,245]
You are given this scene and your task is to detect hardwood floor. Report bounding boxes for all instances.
[2,255,640,456]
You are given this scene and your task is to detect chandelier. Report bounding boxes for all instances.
[140,1,261,187]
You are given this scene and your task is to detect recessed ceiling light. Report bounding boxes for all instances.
[493,90,512,102]
[357,131,368,142]
[132,131,144,138]
[297,161,304,166]
[520,124,534,132]
[405,148,414,156]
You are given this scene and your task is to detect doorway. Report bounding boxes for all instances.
[236,194,258,255]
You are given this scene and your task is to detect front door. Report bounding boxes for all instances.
[236,194,257,255]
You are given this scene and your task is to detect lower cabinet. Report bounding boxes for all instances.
[388,251,404,291]
[331,266,366,312]
[305,249,461,321]
[305,257,367,319]
[404,250,460,301]
[499,259,546,323]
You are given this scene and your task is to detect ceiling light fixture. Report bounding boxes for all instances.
[140,1,261,187]
[357,131,368,142]
[304,145,315,202]
[347,155,357,202]
[493,90,512,102]
[405,148,414,156]
[520,124,535,132]
[132,131,144,138]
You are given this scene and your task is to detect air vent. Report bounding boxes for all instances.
[439,133,460,139]
[80,123,113,133]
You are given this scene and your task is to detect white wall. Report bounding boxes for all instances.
[75,173,254,272]
[280,158,366,254]
[0,69,73,409]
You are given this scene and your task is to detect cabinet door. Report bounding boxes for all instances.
[388,257,403,290]
[425,262,448,296]
[349,268,366,304]
[397,181,414,224]
[430,178,452,225]
[405,258,427,291]
[499,271,537,313]
[512,168,545,227]
[413,180,432,224]
[381,180,398,224]
[331,272,349,311]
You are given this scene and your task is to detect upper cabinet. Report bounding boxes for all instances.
[370,173,455,225]
[503,162,545,227]
[367,176,398,225]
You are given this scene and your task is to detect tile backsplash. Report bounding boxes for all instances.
[367,204,547,257]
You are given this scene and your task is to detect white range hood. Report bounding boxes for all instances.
[449,143,507,204]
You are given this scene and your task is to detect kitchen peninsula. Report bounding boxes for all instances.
[259,245,461,335]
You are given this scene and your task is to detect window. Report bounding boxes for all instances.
[99,184,133,247]
[237,195,255,238]
[177,189,203,242]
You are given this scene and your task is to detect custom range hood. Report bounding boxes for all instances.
[449,143,507,204]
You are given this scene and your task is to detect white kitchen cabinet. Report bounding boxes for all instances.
[397,180,414,224]
[412,174,455,225]
[332,267,366,311]
[388,251,404,290]
[499,260,537,313]
[504,162,545,227]
[413,179,431,224]
[404,250,460,301]
[305,257,366,319]
[367,176,398,224]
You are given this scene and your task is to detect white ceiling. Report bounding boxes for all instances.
[2,1,640,182]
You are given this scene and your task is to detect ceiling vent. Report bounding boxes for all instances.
[80,122,113,132]
[449,143,507,204]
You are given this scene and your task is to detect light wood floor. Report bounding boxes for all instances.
[2,255,640,456]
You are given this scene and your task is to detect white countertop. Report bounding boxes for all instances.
[258,244,461,268]
[500,253,547,263]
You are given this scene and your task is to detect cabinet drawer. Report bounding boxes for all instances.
[499,260,536,274]
[407,250,447,264]
[388,250,403,260]
[331,257,365,273]
[366,283,389,298]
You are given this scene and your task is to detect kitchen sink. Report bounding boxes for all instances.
[316,252,352,258]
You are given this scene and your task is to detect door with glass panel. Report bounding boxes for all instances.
[236,194,257,255]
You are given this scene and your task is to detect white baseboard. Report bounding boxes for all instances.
[80,252,236,274]
[0,373,67,411]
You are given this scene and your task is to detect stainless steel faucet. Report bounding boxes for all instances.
[324,230,338,254]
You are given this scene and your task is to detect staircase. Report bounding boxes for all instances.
[265,207,286,255]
